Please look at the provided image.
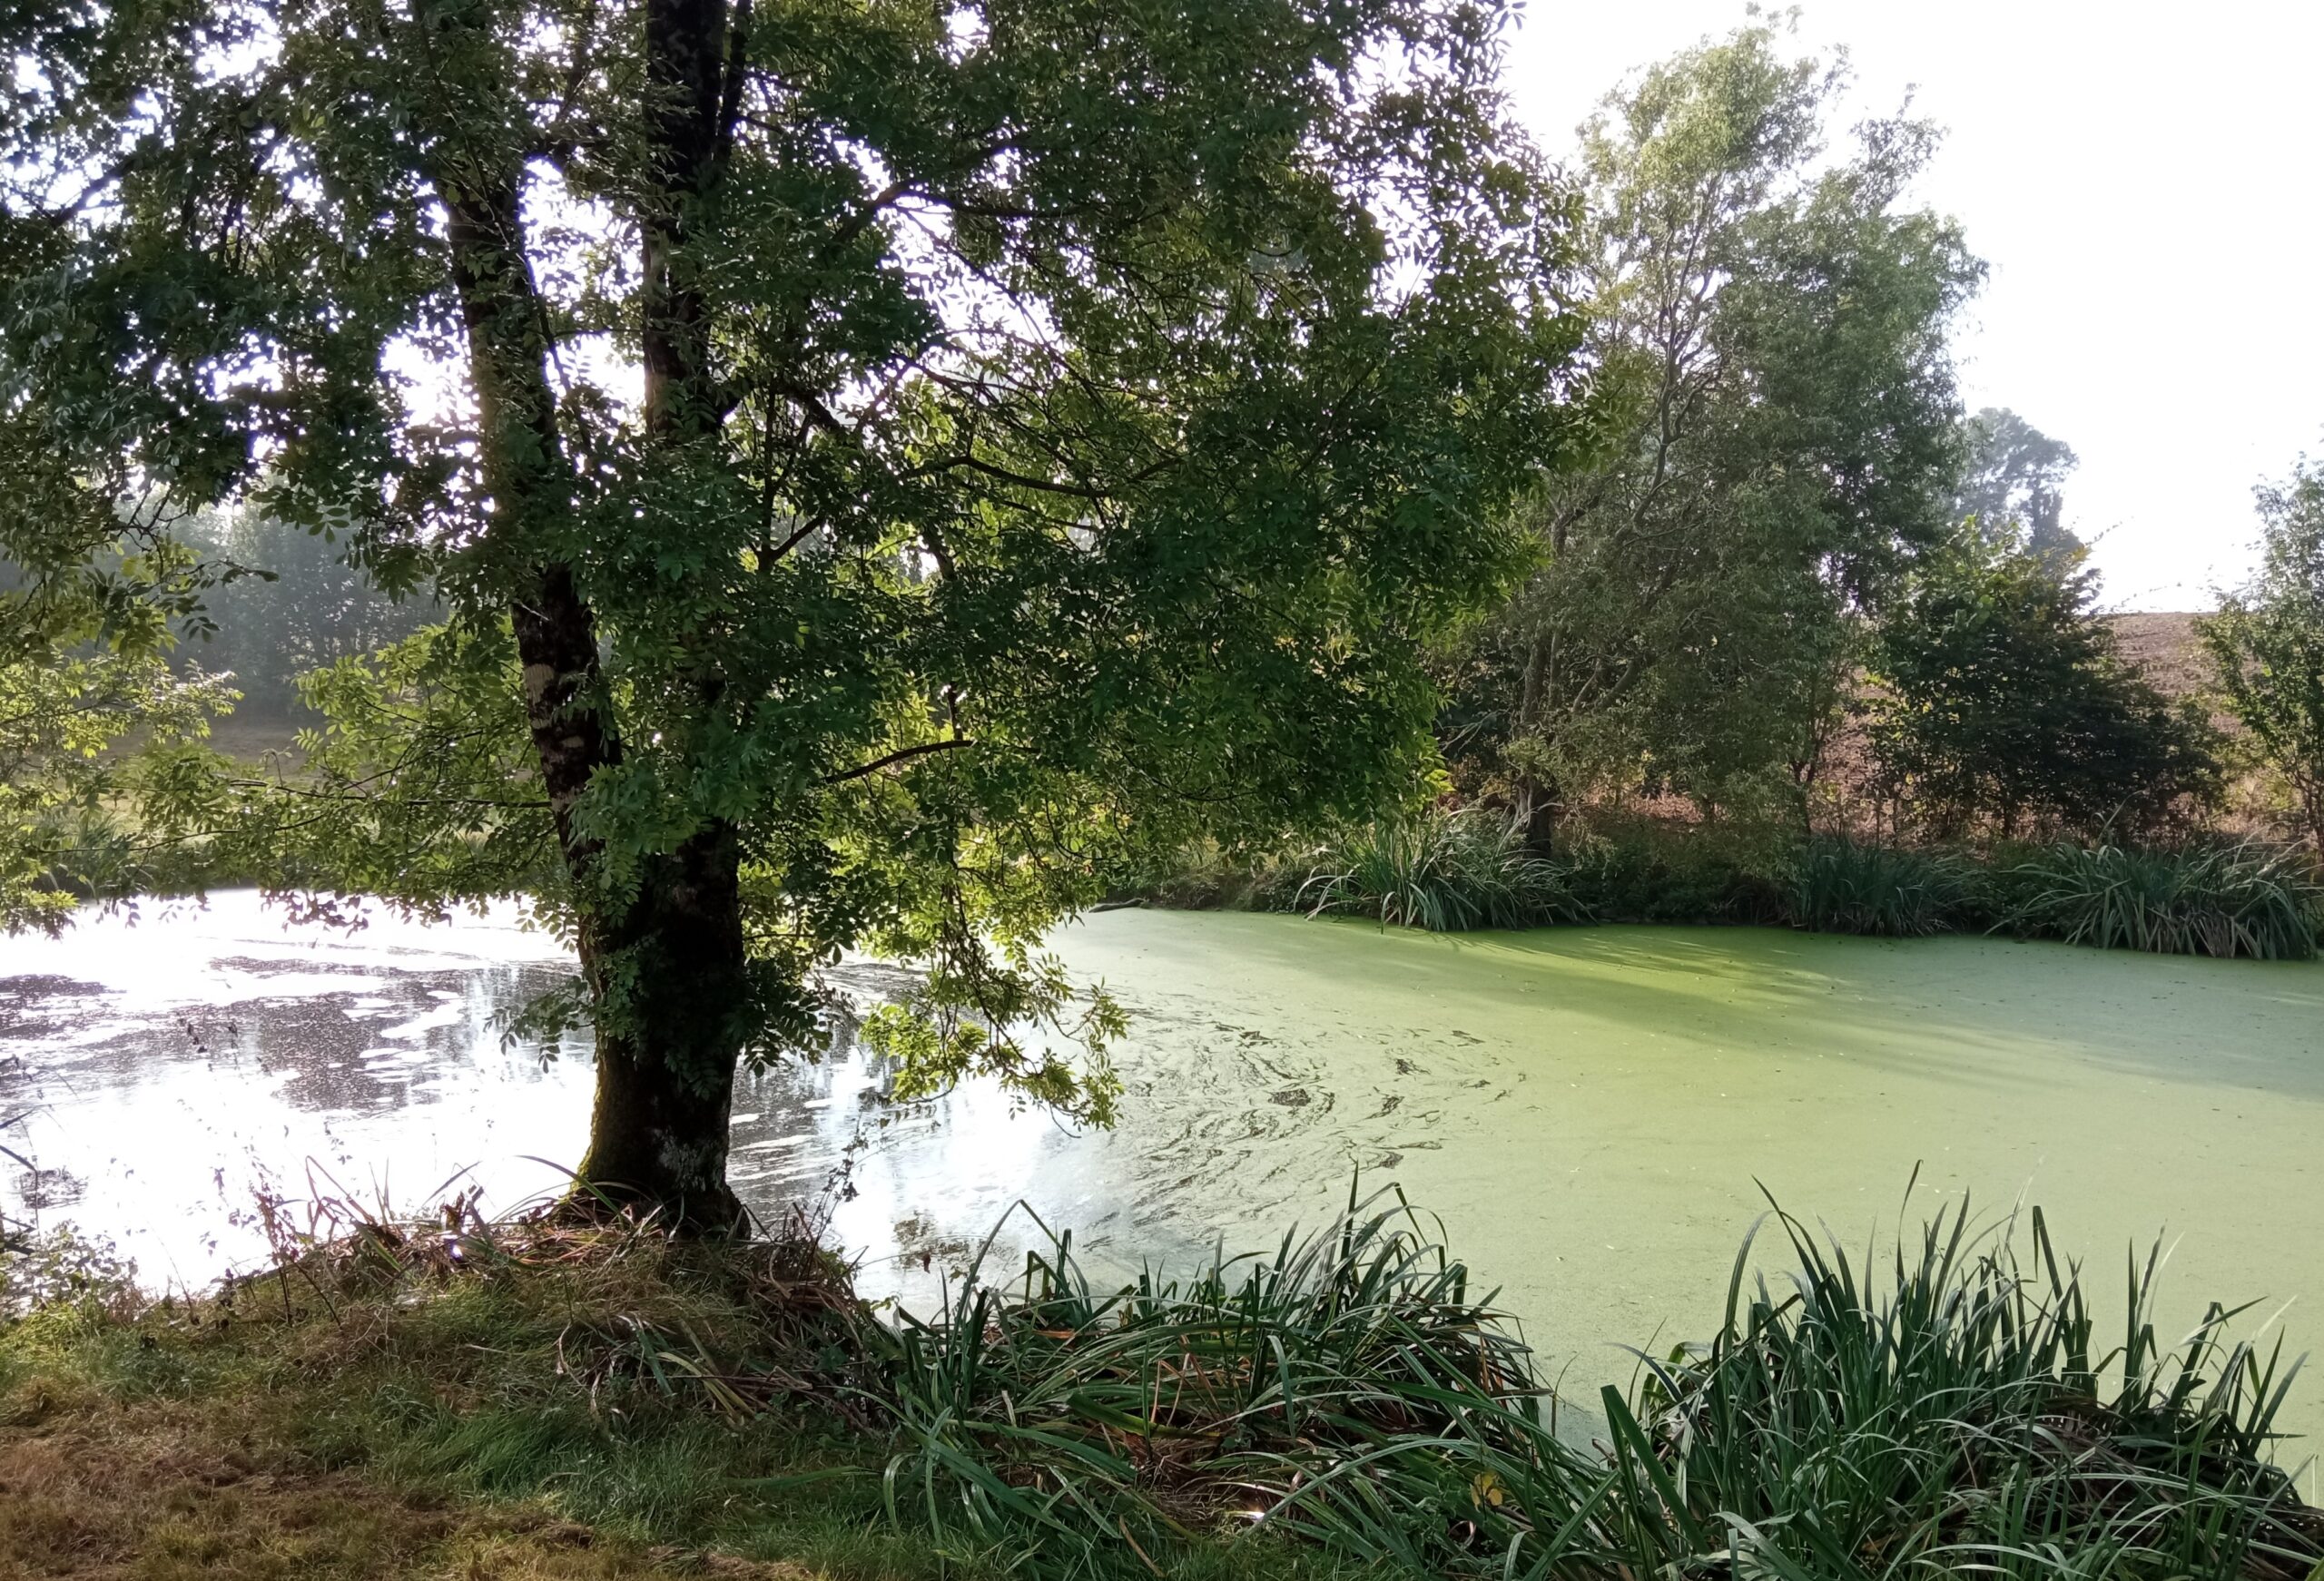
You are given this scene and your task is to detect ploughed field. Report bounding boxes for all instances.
[3,895,2319,1458]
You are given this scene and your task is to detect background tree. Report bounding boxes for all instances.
[0,0,1589,1223]
[2200,457,2324,849]
[1443,22,1979,845]
[0,476,237,930]
[182,511,433,720]
[1953,407,2084,573]
[1870,526,2220,840]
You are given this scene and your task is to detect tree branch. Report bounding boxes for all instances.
[822,739,975,784]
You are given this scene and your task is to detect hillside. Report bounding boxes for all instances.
[2108,612,2215,698]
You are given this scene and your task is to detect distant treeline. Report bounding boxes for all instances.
[177,511,435,722]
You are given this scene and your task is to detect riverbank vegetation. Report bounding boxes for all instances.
[4,1193,2317,1580]
[1129,27,2324,960]
[1151,815,2324,958]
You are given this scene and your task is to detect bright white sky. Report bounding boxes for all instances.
[1498,0,2324,612]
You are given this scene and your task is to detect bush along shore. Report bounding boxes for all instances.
[1,1190,2317,1580]
[1141,811,2324,959]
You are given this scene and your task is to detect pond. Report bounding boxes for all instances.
[5,893,2321,1465]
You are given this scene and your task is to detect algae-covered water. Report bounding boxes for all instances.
[1052,913,2324,1444]
[3,898,2319,1458]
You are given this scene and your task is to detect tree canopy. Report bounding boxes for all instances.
[0,0,1592,1220]
[1870,526,2220,840]
[1439,21,1980,841]
[2201,457,2324,849]
[1953,407,2084,574]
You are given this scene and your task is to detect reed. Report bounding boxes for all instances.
[1992,839,2323,959]
[1789,837,1968,936]
[874,1190,2320,1579]
[1293,811,1587,931]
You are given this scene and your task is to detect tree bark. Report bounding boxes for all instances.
[572,825,751,1230]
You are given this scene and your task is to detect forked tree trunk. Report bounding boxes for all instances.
[429,0,755,1231]
[1513,780,1561,856]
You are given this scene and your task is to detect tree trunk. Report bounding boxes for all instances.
[428,0,757,1230]
[560,0,754,1229]
[1512,628,1559,854]
[2299,774,2324,856]
[1512,777,1561,855]
[572,824,750,1230]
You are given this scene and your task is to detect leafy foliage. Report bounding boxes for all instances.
[0,0,1595,1205]
[2201,457,2324,849]
[0,642,234,933]
[1871,525,2222,840]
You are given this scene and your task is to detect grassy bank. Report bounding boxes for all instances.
[4,1194,2316,1580]
[1149,813,2324,959]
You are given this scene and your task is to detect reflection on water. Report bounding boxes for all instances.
[0,897,586,1281]
[5,894,2324,1474]
[0,893,1162,1313]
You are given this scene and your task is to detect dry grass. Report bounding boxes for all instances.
[0,1391,813,1579]
[0,1209,916,1581]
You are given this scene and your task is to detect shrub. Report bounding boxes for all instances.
[1552,820,1787,927]
[1992,839,2324,960]
[1116,840,1278,911]
[2200,456,2324,851]
[1870,526,2224,841]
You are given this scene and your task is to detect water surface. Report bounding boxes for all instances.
[4,896,2319,1463]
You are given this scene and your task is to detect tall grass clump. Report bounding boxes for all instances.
[1994,839,2324,959]
[1608,1202,2319,1580]
[872,1191,1541,1572]
[872,1191,2320,1580]
[1294,810,1587,930]
[1241,1198,2320,1580]
[1790,837,1967,936]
